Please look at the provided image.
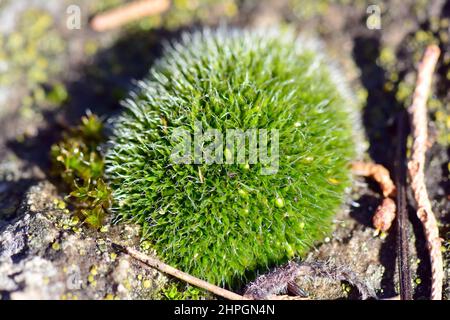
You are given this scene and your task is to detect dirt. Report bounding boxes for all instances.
[0,0,448,300]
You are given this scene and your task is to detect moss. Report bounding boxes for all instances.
[162,282,208,300]
[50,113,111,228]
[46,82,69,105]
[106,28,356,286]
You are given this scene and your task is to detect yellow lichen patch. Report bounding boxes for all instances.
[104,293,115,300]
[0,8,67,116]
[140,241,151,251]
[72,227,82,234]
[53,198,66,210]
[69,216,79,226]
[87,274,97,288]
[90,265,98,276]
[143,279,152,289]
[122,279,132,291]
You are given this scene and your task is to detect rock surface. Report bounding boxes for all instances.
[0,181,167,300]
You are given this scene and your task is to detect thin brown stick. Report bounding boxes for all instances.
[112,243,249,300]
[407,44,443,300]
[352,161,396,197]
[90,0,170,32]
[372,197,396,232]
[352,161,396,232]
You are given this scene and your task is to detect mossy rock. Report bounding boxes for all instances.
[106,28,357,286]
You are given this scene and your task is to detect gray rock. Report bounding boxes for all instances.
[0,181,167,300]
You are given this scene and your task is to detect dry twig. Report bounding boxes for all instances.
[352,161,397,232]
[112,243,248,300]
[90,0,170,32]
[407,44,443,300]
[372,197,396,232]
[352,161,396,197]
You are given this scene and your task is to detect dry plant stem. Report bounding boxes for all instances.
[352,161,396,197]
[352,161,396,231]
[90,0,170,32]
[407,44,443,300]
[112,243,249,300]
[372,198,396,232]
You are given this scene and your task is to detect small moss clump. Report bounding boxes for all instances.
[51,113,111,228]
[162,282,208,300]
[106,28,356,286]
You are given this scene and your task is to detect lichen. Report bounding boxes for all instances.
[378,19,450,147]
[0,9,67,118]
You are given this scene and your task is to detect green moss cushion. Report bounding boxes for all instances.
[106,28,356,286]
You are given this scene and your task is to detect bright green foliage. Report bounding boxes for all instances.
[51,113,111,228]
[162,283,206,300]
[106,29,356,286]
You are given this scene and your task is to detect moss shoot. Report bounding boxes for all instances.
[106,28,356,286]
[51,113,111,228]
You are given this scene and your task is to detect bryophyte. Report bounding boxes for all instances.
[106,28,357,286]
